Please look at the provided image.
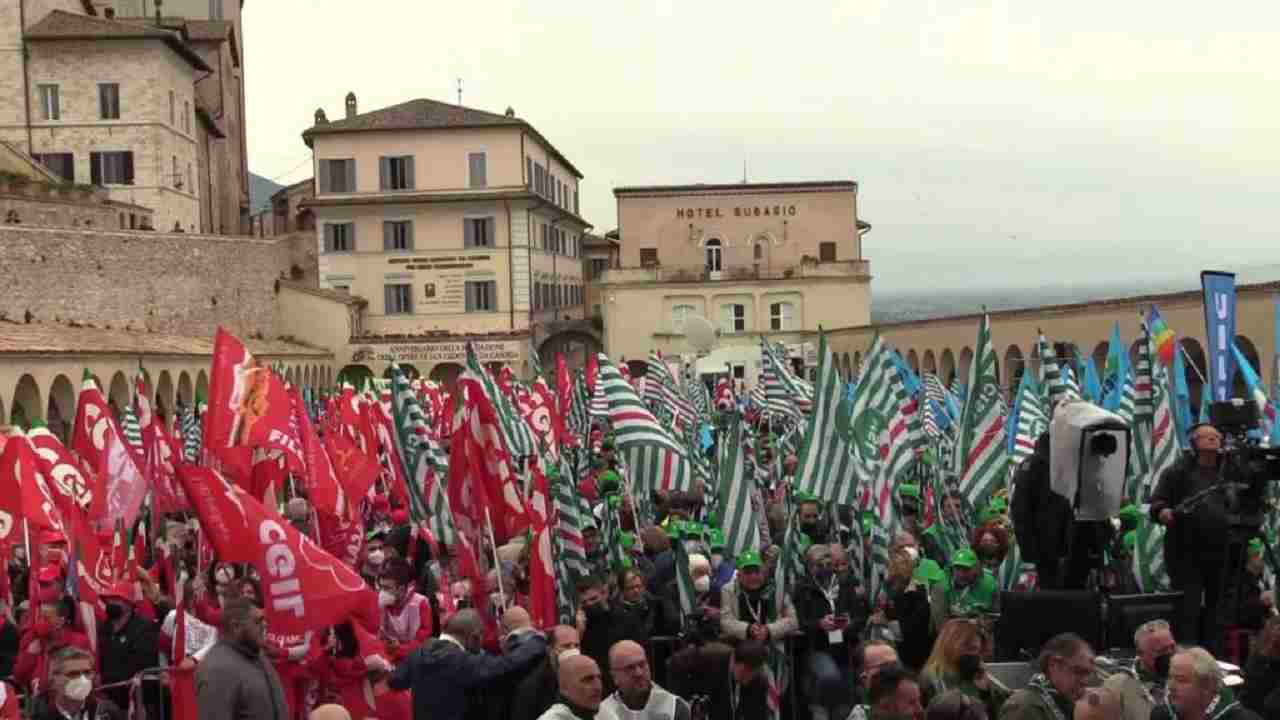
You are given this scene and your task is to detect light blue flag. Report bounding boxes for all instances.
[890,351,923,396]
[1171,347,1193,449]
[1080,351,1104,404]
[1008,372,1025,455]
[1199,381,1213,424]
[1102,323,1128,411]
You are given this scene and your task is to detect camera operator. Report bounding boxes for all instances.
[1150,422,1262,651]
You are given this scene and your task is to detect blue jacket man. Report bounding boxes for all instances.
[390,608,547,720]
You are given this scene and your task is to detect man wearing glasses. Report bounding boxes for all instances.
[1000,633,1095,720]
[846,641,900,720]
[601,640,691,720]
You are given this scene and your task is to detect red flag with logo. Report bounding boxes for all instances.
[25,424,95,524]
[177,464,368,635]
[0,433,50,544]
[71,379,148,527]
[290,388,350,521]
[204,328,305,474]
[526,463,556,630]
[323,431,379,516]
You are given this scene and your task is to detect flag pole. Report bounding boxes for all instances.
[482,506,507,613]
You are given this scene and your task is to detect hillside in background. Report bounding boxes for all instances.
[249,173,284,213]
[871,264,1280,324]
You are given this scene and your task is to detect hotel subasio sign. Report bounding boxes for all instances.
[675,204,799,219]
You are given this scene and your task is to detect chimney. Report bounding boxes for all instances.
[504,107,515,118]
[314,108,328,125]
[345,92,357,119]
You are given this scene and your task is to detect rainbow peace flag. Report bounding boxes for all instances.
[1147,306,1177,366]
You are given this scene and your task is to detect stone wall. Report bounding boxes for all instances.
[0,189,153,229]
[0,224,291,337]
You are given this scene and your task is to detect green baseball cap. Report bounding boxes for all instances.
[1249,537,1265,558]
[707,529,726,551]
[737,550,764,570]
[951,548,979,569]
[898,484,921,500]
[1123,530,1137,553]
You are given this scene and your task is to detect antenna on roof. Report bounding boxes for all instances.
[457,78,463,106]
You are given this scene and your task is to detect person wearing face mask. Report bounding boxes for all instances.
[929,550,998,635]
[720,550,798,656]
[30,646,124,720]
[196,597,288,720]
[14,589,90,693]
[1151,647,1261,720]
[363,532,389,585]
[795,544,867,720]
[613,569,657,648]
[389,608,548,720]
[920,619,1009,718]
[1000,633,1095,720]
[378,560,434,666]
[798,497,830,544]
[706,531,735,595]
[513,626,582,720]
[1101,619,1176,720]
[96,580,159,712]
[575,575,620,693]
[972,527,1009,575]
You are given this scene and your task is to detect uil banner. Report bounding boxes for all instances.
[177,464,368,636]
[1200,271,1237,403]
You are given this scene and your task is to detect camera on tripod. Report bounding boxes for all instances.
[1209,400,1280,483]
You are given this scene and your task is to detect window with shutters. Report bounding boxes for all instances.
[184,101,190,133]
[770,302,794,331]
[526,157,533,187]
[640,248,659,267]
[169,90,175,125]
[90,151,133,185]
[209,0,224,20]
[819,242,836,262]
[672,304,695,334]
[321,159,356,193]
[464,217,493,248]
[534,163,545,195]
[573,189,579,215]
[589,258,608,280]
[468,152,487,188]
[324,223,354,252]
[383,221,413,251]
[379,156,414,190]
[540,224,548,251]
[384,284,412,315]
[465,280,496,312]
[34,153,73,182]
[533,282,541,310]
[721,304,746,334]
[98,83,120,119]
[172,156,180,188]
[38,85,59,120]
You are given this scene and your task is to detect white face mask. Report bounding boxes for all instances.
[64,675,92,702]
[903,547,920,564]
[378,590,398,608]
[367,550,385,565]
[693,576,711,593]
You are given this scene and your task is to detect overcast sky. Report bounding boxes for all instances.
[243,1,1279,293]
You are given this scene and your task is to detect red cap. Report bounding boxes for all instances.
[390,509,409,526]
[36,565,62,585]
[37,530,65,546]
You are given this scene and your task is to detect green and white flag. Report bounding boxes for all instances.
[595,354,693,497]
[671,532,698,620]
[388,364,453,543]
[719,414,761,558]
[794,331,861,506]
[1012,371,1048,468]
[953,313,1008,510]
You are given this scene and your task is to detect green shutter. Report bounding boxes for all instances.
[382,221,392,250]
[404,158,415,190]
[485,216,495,246]
[463,218,475,248]
[345,160,356,193]
[379,158,389,190]
[405,220,414,251]
[318,161,330,193]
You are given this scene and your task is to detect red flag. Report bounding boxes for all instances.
[526,463,556,630]
[0,432,64,535]
[364,402,412,510]
[584,353,599,396]
[290,387,349,521]
[144,413,187,515]
[177,464,367,635]
[204,328,304,474]
[71,379,147,527]
[323,432,379,513]
[316,509,363,570]
[25,424,95,523]
[456,378,530,544]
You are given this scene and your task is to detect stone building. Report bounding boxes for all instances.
[0,3,250,234]
[301,94,594,383]
[599,181,873,382]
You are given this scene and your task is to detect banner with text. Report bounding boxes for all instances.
[1200,271,1237,403]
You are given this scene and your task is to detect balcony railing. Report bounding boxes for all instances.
[598,259,870,284]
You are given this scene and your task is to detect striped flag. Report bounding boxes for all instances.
[388,364,449,540]
[794,331,861,506]
[761,342,804,425]
[671,531,697,620]
[595,354,693,496]
[1038,333,1076,407]
[1011,371,1048,467]
[718,414,760,558]
[645,351,698,431]
[1134,322,1155,422]
[1232,341,1276,441]
[180,404,201,463]
[953,313,1008,510]
[465,345,537,460]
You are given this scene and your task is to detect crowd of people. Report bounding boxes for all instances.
[0,416,1275,720]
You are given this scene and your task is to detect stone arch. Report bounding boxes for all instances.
[940,349,956,385]
[382,364,421,381]
[46,374,75,442]
[338,364,374,389]
[177,371,193,409]
[285,367,296,386]
[538,330,603,372]
[1180,338,1207,416]
[429,362,464,388]
[1004,345,1025,390]
[1091,341,1109,375]
[958,347,974,383]
[922,350,937,375]
[195,370,209,406]
[156,370,174,423]
[108,371,130,421]
[906,349,920,374]
[11,374,42,429]
[853,351,862,377]
[841,352,852,380]
[1234,334,1261,400]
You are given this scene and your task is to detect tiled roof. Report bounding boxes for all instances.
[277,279,366,307]
[26,11,212,72]
[0,322,331,358]
[303,98,583,178]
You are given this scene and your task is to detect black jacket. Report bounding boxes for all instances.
[668,647,767,720]
[792,575,867,658]
[885,581,933,671]
[30,693,125,720]
[389,632,547,720]
[613,595,659,647]
[510,661,559,720]
[1240,653,1280,716]
[579,604,617,692]
[1010,433,1071,565]
[658,581,720,643]
[1150,702,1261,720]
[97,611,159,707]
[1149,454,1260,570]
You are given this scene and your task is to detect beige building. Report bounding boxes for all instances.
[824,280,1280,416]
[0,3,250,234]
[300,94,593,382]
[599,181,872,381]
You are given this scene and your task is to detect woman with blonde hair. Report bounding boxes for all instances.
[920,618,1010,717]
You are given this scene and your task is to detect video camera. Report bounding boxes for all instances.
[1210,399,1280,470]
[1049,401,1130,522]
